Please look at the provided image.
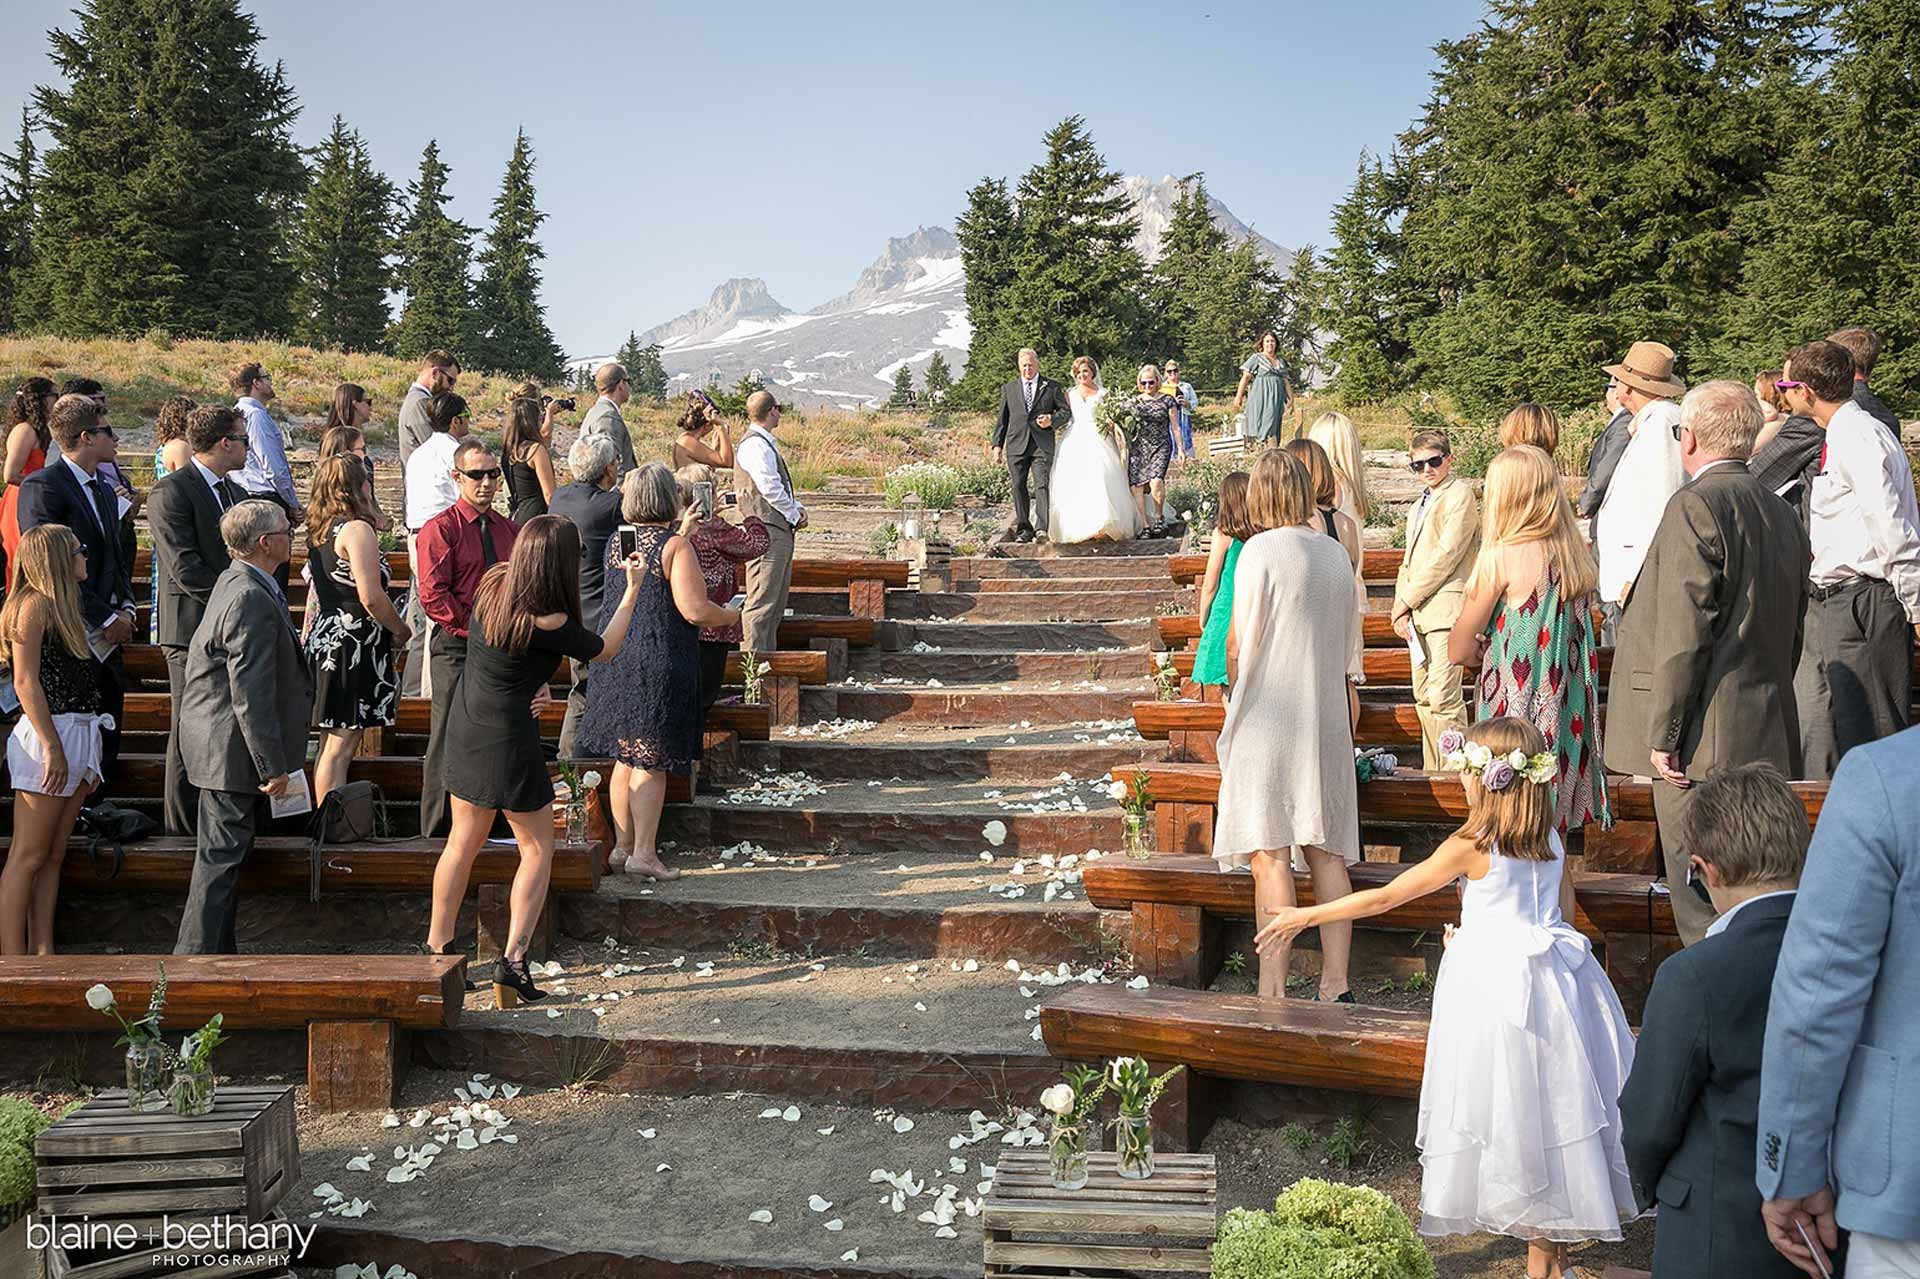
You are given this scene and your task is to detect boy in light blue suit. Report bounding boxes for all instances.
[1757,724,1920,1277]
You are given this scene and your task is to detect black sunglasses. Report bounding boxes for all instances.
[83,425,117,439]
[1409,455,1448,473]
[222,433,248,444]
[459,467,502,482]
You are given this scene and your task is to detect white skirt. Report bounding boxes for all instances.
[8,712,114,797]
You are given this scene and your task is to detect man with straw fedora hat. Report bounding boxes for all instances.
[1594,340,1688,639]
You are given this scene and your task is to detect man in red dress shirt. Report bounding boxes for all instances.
[416,440,518,837]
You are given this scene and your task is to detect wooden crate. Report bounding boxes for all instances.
[43,1210,294,1279]
[35,1087,300,1244]
[983,1149,1216,1277]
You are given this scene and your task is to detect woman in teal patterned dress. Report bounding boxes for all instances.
[1448,446,1610,832]
[1230,332,1292,443]
[1192,472,1253,690]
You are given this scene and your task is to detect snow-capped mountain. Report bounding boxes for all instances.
[616,179,1288,408]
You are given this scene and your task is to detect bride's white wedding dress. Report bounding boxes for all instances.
[1049,388,1139,543]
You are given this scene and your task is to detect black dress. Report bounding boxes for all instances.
[577,525,701,774]
[446,616,603,812]
[504,449,548,525]
[305,520,398,728]
[1126,394,1176,487]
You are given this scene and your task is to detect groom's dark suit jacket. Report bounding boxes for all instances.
[993,377,1071,458]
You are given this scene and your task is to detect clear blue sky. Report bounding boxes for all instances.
[0,0,1485,358]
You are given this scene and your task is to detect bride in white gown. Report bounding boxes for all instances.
[1049,356,1140,543]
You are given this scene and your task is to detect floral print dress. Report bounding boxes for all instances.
[305,520,398,729]
[1475,560,1610,833]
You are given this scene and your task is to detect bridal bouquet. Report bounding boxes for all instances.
[1095,393,1147,444]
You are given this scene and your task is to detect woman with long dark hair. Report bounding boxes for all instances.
[1,525,106,953]
[305,457,410,806]
[0,378,58,573]
[501,385,560,524]
[426,515,648,1005]
[320,385,392,532]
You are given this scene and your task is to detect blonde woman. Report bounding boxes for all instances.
[1213,449,1359,1002]
[1,525,109,954]
[1498,403,1561,455]
[1447,446,1609,833]
[1306,410,1370,527]
[1283,437,1366,729]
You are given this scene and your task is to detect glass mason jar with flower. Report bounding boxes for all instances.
[1107,1057,1184,1180]
[169,1015,225,1117]
[1109,774,1154,860]
[86,968,170,1112]
[1038,1067,1108,1190]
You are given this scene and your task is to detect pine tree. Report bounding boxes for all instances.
[1722,0,1920,410]
[614,331,647,378]
[629,344,668,399]
[1150,174,1286,389]
[287,115,394,351]
[471,129,565,380]
[923,351,953,405]
[1391,0,1811,414]
[1003,117,1146,375]
[0,109,37,332]
[1322,153,1406,402]
[389,140,476,361]
[29,0,305,337]
[888,362,916,407]
[954,177,1022,407]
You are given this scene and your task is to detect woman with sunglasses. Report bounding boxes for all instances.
[320,384,393,533]
[671,392,735,471]
[1127,364,1179,537]
[1,378,59,582]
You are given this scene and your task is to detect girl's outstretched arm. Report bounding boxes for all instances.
[1255,836,1483,956]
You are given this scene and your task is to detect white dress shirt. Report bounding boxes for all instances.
[1809,399,1920,621]
[60,455,107,536]
[736,425,804,525]
[191,459,231,509]
[404,432,462,531]
[1595,398,1685,604]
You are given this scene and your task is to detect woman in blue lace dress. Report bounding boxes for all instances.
[580,463,739,881]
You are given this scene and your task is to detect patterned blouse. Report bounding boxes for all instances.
[687,515,770,644]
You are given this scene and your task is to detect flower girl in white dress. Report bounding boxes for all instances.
[1257,716,1641,1279]
[1048,356,1139,544]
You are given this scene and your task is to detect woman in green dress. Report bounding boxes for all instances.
[1192,471,1254,690]
[1231,331,1292,443]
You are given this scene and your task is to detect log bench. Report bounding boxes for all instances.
[1,832,603,963]
[1165,549,1405,588]
[1083,852,1673,997]
[1135,696,1431,755]
[0,954,463,1112]
[789,558,911,620]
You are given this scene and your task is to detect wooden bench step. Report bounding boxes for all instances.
[119,644,829,690]
[0,954,463,1031]
[115,692,771,743]
[1040,983,1428,1098]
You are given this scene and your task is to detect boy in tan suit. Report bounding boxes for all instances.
[1392,430,1480,768]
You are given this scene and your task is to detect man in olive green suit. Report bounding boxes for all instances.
[1606,381,1810,945]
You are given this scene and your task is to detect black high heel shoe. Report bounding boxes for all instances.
[419,941,478,991]
[493,954,547,1009]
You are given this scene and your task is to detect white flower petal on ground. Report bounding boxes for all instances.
[982,820,1008,846]
[748,1209,773,1224]
[839,1250,859,1262]
[1126,975,1150,990]
[383,1166,415,1184]
[656,1163,672,1172]
[816,1125,834,1136]
[759,1107,784,1119]
[782,1106,801,1121]
[499,1083,521,1100]
[638,1128,657,1139]
[346,1155,373,1172]
[408,1109,431,1127]
[545,1008,562,1019]
[1031,1024,1044,1040]
[824,1218,844,1231]
[312,1183,341,1200]
[455,1131,479,1151]
[380,1113,400,1128]
[935,1225,959,1239]
[808,1195,832,1212]
[892,1115,915,1133]
[913,1002,927,1012]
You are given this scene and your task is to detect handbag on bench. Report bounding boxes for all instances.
[306,780,387,902]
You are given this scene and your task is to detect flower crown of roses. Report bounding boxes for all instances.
[1436,728,1554,792]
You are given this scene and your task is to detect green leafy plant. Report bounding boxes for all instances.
[739,648,770,704]
[177,1015,225,1071]
[1404,970,1433,995]
[1222,951,1247,976]
[1279,1123,1317,1156]
[954,462,1010,504]
[0,1098,67,1222]
[866,522,901,556]
[1325,1102,1377,1171]
[1211,1179,1435,1279]
[1107,1056,1183,1118]
[883,461,963,509]
[1152,653,1182,702]
[86,962,167,1049]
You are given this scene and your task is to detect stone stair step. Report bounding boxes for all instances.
[805,687,1145,727]
[888,589,1187,623]
[564,850,1116,962]
[847,650,1146,682]
[741,735,1161,783]
[951,576,1168,594]
[949,554,1173,581]
[896,621,1153,650]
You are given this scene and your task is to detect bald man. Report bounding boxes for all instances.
[734,390,806,653]
[579,362,638,477]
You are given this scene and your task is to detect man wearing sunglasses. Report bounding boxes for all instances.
[1391,429,1479,768]
[580,362,638,479]
[415,439,519,837]
[1780,338,1920,779]
[1594,340,1687,642]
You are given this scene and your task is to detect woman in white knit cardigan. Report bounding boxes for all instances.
[1594,342,1687,608]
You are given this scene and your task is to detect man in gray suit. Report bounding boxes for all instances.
[1758,724,1920,1277]
[173,501,314,955]
[1606,380,1810,944]
[579,362,638,478]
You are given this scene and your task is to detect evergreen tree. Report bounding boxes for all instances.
[1150,174,1287,389]
[954,177,1022,407]
[471,129,565,380]
[1002,117,1147,376]
[923,351,953,405]
[629,343,668,399]
[389,140,476,360]
[888,362,916,407]
[1722,0,1920,409]
[615,330,647,377]
[29,0,305,337]
[0,109,37,332]
[287,115,394,351]
[1391,0,1811,414]
[1322,153,1407,402]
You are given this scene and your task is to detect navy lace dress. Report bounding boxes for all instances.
[578,524,700,774]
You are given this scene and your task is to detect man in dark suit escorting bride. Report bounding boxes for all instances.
[991,348,1071,543]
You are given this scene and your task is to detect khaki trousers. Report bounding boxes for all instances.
[1411,626,1467,770]
[743,523,795,656]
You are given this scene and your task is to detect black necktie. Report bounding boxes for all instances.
[477,515,497,567]
[89,478,116,536]
[1023,380,1035,412]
